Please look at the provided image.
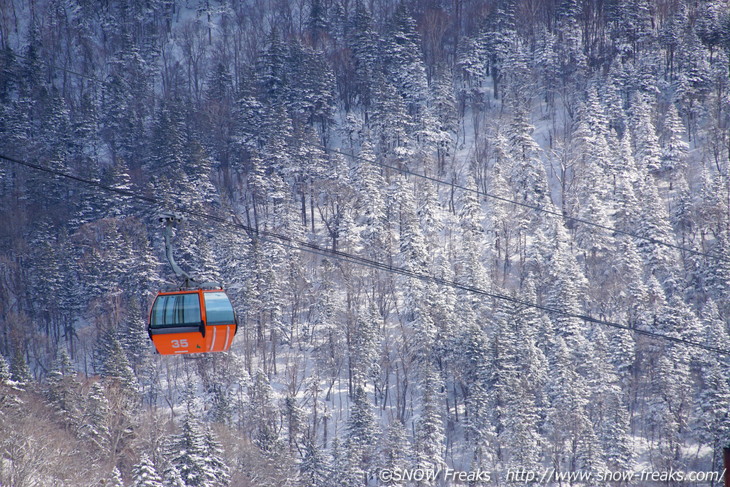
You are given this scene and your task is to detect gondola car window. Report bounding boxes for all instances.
[150,293,201,327]
[203,292,236,325]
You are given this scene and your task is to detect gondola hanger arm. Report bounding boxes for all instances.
[160,212,192,287]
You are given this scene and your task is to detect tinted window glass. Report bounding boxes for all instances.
[204,292,235,325]
[150,293,201,328]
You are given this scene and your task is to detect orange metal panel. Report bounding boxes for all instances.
[206,324,236,352]
[149,289,237,355]
[151,331,206,355]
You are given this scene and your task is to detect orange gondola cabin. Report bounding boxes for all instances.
[149,213,239,355]
[148,287,238,355]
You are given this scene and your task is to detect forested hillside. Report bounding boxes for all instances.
[1,0,730,485]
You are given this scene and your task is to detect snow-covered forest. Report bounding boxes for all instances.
[1,0,730,485]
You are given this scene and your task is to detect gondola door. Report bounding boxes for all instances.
[200,290,237,353]
[148,290,207,355]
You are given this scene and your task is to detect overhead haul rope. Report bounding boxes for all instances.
[306,142,729,264]
[2,152,729,357]
[6,52,727,264]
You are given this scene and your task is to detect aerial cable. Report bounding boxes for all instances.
[2,152,729,357]
[11,53,111,86]
[8,51,726,264]
[310,143,729,264]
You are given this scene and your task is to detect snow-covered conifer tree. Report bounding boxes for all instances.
[132,453,164,487]
[698,301,730,473]
[79,381,111,454]
[165,413,230,487]
[492,301,542,472]
[659,103,688,179]
[45,346,81,429]
[10,345,32,387]
[299,440,332,487]
[544,337,602,475]
[414,365,446,483]
[630,95,662,174]
[0,354,10,384]
[378,420,413,486]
